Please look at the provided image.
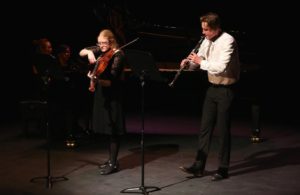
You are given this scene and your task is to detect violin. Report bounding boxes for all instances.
[95,48,118,76]
[87,37,139,92]
[87,48,118,92]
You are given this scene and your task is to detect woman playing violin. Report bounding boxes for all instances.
[79,29,126,175]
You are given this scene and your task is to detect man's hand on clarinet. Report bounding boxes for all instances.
[187,52,201,65]
[180,59,189,69]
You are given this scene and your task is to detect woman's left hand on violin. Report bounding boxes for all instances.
[87,71,97,80]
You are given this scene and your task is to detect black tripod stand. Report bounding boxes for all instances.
[121,50,164,195]
[30,84,68,188]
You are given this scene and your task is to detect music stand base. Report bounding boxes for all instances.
[30,176,68,188]
[121,186,160,195]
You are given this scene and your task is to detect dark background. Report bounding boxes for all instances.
[1,0,298,126]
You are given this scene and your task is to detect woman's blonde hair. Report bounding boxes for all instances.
[98,29,119,49]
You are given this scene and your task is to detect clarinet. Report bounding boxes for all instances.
[168,36,205,87]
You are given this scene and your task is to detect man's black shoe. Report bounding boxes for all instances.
[179,162,204,177]
[211,167,228,181]
[211,173,228,181]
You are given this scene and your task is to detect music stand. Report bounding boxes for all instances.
[121,50,163,194]
[30,79,68,188]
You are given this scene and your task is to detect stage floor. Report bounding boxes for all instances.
[0,114,299,195]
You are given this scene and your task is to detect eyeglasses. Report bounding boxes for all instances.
[96,41,110,46]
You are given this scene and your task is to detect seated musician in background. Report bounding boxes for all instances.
[32,38,56,99]
[32,39,74,139]
[79,29,126,175]
[55,44,85,140]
